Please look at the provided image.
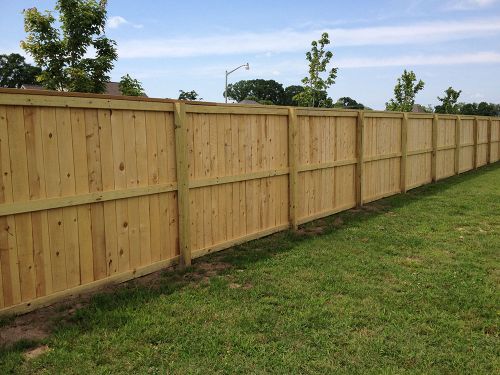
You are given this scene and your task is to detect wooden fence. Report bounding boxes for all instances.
[0,88,498,316]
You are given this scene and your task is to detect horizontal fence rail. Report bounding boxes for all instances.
[0,88,499,316]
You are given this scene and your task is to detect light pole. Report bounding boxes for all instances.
[225,63,250,103]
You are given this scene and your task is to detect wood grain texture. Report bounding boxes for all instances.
[0,92,498,316]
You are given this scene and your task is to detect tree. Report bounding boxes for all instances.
[293,32,338,107]
[333,97,365,110]
[0,53,42,88]
[458,102,500,116]
[119,74,144,96]
[178,90,202,101]
[224,79,285,104]
[435,87,461,114]
[283,85,304,106]
[385,70,425,112]
[21,0,117,93]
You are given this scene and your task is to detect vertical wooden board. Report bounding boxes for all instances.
[216,114,228,241]
[122,110,140,269]
[24,107,52,297]
[145,112,161,263]
[165,112,177,183]
[55,108,81,288]
[460,146,474,172]
[134,111,151,266]
[335,165,356,208]
[235,116,246,237]
[169,191,179,257]
[108,110,129,273]
[336,117,356,161]
[96,109,119,276]
[267,116,277,226]
[156,112,173,258]
[202,186,212,248]
[71,109,93,284]
[0,106,21,306]
[6,106,36,301]
[208,115,220,244]
[407,154,432,189]
[222,114,234,238]
[84,109,107,280]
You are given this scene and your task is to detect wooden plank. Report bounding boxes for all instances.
[85,109,107,281]
[24,107,52,298]
[455,116,461,174]
[0,106,21,306]
[123,110,140,269]
[473,116,478,169]
[407,148,433,157]
[188,168,288,189]
[295,109,358,117]
[192,224,289,259]
[400,113,408,193]
[98,109,118,276]
[111,109,130,273]
[431,114,438,182]
[185,104,288,116]
[0,92,173,112]
[56,108,80,288]
[39,107,68,293]
[134,111,152,266]
[0,182,177,216]
[174,103,191,266]
[288,108,299,230]
[70,109,93,285]
[6,106,36,302]
[487,118,492,164]
[356,111,365,206]
[145,112,161,263]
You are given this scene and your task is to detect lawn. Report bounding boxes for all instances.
[1,164,499,374]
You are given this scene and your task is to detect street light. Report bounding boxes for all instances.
[225,63,250,103]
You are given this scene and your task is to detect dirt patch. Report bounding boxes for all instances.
[0,315,51,348]
[332,217,344,228]
[364,203,387,212]
[0,259,235,349]
[23,345,50,360]
[296,226,325,237]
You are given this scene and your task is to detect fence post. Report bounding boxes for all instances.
[473,116,478,169]
[174,102,191,267]
[431,114,438,182]
[455,115,461,175]
[487,118,492,164]
[400,113,408,193]
[356,110,365,206]
[288,108,299,231]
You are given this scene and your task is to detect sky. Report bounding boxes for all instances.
[1,0,500,109]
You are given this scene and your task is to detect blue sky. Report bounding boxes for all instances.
[1,0,500,109]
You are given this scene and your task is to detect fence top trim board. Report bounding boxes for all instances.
[0,88,498,120]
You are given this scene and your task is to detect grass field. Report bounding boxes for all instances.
[1,164,499,374]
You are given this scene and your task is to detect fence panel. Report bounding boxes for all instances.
[0,89,498,315]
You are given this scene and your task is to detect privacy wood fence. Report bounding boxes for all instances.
[0,88,499,316]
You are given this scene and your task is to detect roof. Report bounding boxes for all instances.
[238,99,260,105]
[21,82,147,97]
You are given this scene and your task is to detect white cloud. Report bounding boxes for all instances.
[446,0,498,10]
[107,16,143,30]
[336,51,500,68]
[116,18,500,58]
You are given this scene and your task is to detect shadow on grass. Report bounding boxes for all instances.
[1,162,499,350]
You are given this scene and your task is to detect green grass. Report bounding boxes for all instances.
[1,164,499,374]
